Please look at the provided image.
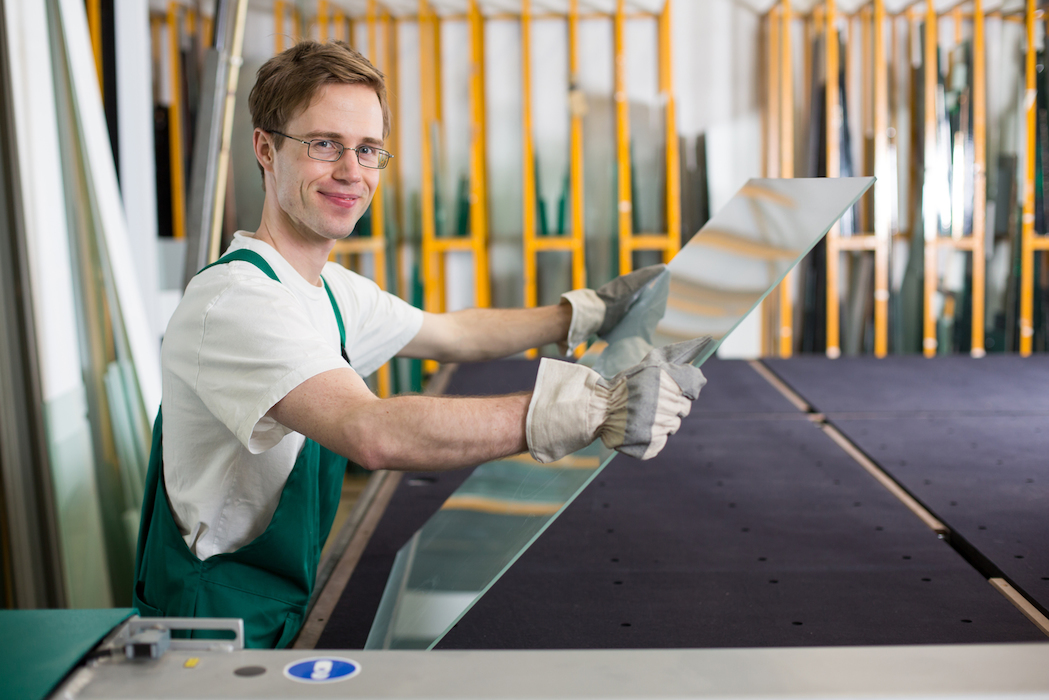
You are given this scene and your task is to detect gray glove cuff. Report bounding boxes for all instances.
[559,288,605,356]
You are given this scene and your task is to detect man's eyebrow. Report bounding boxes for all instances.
[302,131,345,140]
[303,130,384,148]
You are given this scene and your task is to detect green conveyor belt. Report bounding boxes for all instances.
[0,608,134,700]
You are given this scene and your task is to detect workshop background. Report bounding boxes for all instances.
[0,0,1041,617]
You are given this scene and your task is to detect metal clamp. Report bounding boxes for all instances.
[124,617,244,656]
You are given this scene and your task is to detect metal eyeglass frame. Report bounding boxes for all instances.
[269,130,393,169]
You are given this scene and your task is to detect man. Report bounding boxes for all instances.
[134,40,705,648]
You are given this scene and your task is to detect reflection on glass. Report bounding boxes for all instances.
[365,177,875,650]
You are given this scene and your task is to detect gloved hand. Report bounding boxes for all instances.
[526,337,710,463]
[560,264,667,354]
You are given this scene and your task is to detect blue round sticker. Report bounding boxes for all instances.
[283,657,361,683]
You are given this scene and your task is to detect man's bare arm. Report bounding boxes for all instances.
[268,367,530,471]
[398,305,572,363]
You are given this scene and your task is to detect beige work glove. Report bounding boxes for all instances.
[560,264,667,354]
[526,337,710,463]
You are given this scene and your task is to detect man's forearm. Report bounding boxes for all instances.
[343,393,531,471]
[270,368,532,472]
[400,304,572,363]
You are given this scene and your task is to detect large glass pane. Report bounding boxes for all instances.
[365,177,875,650]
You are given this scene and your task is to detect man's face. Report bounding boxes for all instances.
[265,82,384,242]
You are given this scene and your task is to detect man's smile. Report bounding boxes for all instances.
[318,190,362,209]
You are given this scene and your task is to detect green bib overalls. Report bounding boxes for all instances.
[133,250,349,649]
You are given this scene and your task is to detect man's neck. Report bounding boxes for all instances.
[253,206,335,286]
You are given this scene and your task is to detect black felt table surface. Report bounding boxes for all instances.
[764,355,1049,414]
[761,355,1049,617]
[436,413,1042,648]
[831,414,1049,616]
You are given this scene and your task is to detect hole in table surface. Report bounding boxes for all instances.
[234,666,267,678]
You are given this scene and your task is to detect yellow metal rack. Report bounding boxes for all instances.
[1019,0,1045,356]
[614,0,681,276]
[419,0,491,317]
[764,0,988,359]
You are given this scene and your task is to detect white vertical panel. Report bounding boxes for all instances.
[3,0,114,608]
[115,0,161,342]
[56,0,161,415]
[4,0,83,403]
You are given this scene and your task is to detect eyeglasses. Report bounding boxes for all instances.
[269,130,393,169]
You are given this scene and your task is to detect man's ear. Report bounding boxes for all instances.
[253,128,276,174]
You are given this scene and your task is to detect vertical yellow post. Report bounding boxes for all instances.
[387,15,406,301]
[660,0,680,266]
[203,13,213,47]
[420,2,441,373]
[335,10,347,42]
[825,0,841,358]
[971,0,986,357]
[367,0,385,292]
[779,0,795,358]
[522,0,538,311]
[873,0,890,358]
[469,0,491,308]
[420,0,439,315]
[275,1,285,53]
[1021,0,1036,355]
[923,0,939,357]
[88,0,103,94]
[272,1,285,53]
[361,0,390,397]
[860,7,871,231]
[615,0,633,275]
[433,12,445,314]
[767,7,781,180]
[318,0,329,42]
[167,2,186,240]
[765,6,781,358]
[569,0,586,292]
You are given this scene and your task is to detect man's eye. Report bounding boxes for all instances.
[357,146,374,156]
[314,140,335,149]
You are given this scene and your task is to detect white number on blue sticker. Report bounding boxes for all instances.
[284,657,361,683]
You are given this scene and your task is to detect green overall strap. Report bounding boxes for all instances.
[200,248,279,280]
[201,249,349,363]
[322,279,347,352]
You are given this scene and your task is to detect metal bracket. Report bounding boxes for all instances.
[119,616,244,656]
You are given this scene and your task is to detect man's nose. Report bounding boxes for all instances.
[333,150,362,181]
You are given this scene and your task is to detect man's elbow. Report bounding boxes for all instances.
[347,431,397,471]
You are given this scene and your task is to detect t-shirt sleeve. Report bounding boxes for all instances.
[178,274,350,453]
[326,264,424,377]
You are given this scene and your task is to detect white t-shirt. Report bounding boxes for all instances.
[161,233,423,560]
